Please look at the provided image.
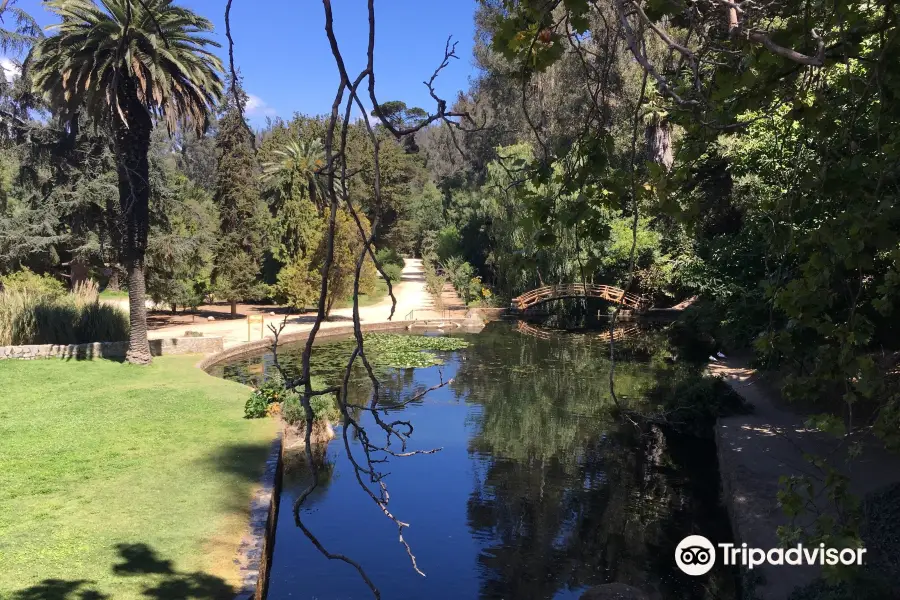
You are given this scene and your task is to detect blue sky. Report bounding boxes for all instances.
[7,0,479,126]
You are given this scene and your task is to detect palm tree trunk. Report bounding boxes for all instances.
[113,80,154,365]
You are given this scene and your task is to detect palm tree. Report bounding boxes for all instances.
[261,138,325,210]
[30,0,223,364]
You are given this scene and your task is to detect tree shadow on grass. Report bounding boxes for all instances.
[10,543,234,600]
[204,441,276,484]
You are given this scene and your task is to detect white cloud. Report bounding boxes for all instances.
[0,57,22,83]
[245,94,277,118]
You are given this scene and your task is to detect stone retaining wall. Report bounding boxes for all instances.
[0,336,223,360]
[234,431,282,600]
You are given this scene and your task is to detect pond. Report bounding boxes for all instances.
[211,322,738,600]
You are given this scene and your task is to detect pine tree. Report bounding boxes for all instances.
[211,78,268,316]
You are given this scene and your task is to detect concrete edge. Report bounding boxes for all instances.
[233,430,283,600]
[198,318,484,371]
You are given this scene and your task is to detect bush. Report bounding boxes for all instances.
[0,280,128,346]
[0,269,65,299]
[276,256,319,310]
[381,263,403,282]
[244,393,269,419]
[422,258,448,310]
[244,373,340,425]
[375,247,405,269]
[75,302,129,344]
[442,256,476,303]
[282,376,340,426]
[282,393,340,426]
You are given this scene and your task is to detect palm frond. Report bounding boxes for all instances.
[29,0,223,134]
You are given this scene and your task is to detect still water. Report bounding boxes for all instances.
[212,322,737,600]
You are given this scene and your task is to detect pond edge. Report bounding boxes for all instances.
[234,429,282,600]
[220,318,486,600]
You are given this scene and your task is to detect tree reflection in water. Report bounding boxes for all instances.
[216,322,737,600]
[455,323,737,600]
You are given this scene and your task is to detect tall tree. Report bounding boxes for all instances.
[0,0,41,55]
[211,77,267,316]
[29,0,223,364]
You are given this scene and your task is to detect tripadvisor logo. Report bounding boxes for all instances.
[675,535,867,576]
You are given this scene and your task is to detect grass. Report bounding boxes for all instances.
[99,289,130,300]
[332,278,389,310]
[0,356,277,599]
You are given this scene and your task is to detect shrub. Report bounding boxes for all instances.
[442,256,476,303]
[0,269,65,299]
[74,302,129,344]
[375,247,405,270]
[282,393,340,426]
[281,376,340,426]
[244,393,268,419]
[0,282,128,346]
[381,263,403,282]
[422,258,447,310]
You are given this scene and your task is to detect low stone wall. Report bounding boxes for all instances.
[0,336,223,361]
[199,319,483,371]
[234,431,282,600]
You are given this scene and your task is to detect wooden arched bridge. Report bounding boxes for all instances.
[512,283,650,312]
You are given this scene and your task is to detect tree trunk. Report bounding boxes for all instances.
[125,257,152,364]
[106,267,121,291]
[645,114,674,171]
[70,258,89,289]
[231,300,237,317]
[112,78,154,365]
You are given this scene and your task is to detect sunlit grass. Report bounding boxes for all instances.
[0,356,277,599]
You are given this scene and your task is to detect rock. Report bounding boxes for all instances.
[580,584,649,600]
[207,316,215,321]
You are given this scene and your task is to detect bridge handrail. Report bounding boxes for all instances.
[512,283,650,311]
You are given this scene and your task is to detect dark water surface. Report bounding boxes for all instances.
[213,322,737,600]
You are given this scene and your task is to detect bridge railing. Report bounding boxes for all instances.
[512,283,650,311]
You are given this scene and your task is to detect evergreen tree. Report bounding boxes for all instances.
[211,78,268,316]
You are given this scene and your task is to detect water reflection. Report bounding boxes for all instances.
[215,322,736,600]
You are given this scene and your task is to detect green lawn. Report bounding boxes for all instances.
[0,356,277,599]
[332,278,390,310]
[98,289,130,300]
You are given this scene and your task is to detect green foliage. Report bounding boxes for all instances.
[147,171,219,311]
[433,226,462,263]
[0,269,65,298]
[212,78,268,309]
[276,254,319,310]
[361,333,469,368]
[375,247,405,270]
[0,283,128,345]
[442,256,479,304]
[282,376,340,426]
[243,393,269,419]
[381,263,403,283]
[29,0,223,134]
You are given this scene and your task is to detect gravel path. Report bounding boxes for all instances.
[147,258,463,349]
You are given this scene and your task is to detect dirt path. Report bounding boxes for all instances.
[710,356,900,599]
[147,258,464,349]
